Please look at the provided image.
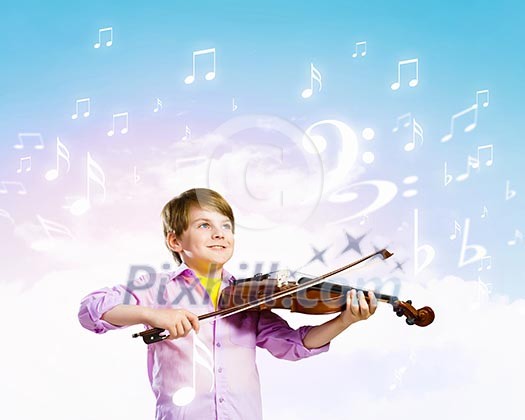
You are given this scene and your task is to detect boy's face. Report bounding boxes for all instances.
[169,205,234,276]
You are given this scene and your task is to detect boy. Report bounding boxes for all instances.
[78,188,377,420]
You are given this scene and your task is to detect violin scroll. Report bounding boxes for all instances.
[393,299,435,327]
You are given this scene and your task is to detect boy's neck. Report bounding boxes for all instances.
[186,262,223,279]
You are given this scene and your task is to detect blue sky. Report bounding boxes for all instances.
[2,0,523,295]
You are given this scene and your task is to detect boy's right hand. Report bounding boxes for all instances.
[146,308,200,339]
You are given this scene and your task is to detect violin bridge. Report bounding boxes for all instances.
[276,270,294,287]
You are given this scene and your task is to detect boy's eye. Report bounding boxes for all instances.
[196,221,232,230]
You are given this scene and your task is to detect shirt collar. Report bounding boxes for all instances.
[170,262,236,284]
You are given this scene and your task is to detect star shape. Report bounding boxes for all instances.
[339,231,367,256]
[306,244,330,266]
[391,259,408,273]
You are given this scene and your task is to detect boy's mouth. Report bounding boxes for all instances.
[208,245,226,249]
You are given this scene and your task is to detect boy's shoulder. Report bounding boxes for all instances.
[127,264,236,291]
[124,265,187,294]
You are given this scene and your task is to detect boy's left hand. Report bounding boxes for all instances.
[339,289,377,327]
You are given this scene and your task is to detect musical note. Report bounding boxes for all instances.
[401,175,418,198]
[478,277,491,296]
[184,48,216,84]
[441,105,477,143]
[468,156,480,169]
[107,112,129,136]
[389,349,416,391]
[507,230,523,246]
[352,41,367,58]
[389,365,408,391]
[449,220,461,240]
[444,90,490,141]
[14,132,44,150]
[133,166,140,184]
[232,98,237,112]
[37,215,74,240]
[0,209,15,225]
[505,180,516,200]
[0,181,27,195]
[481,206,488,219]
[16,156,31,173]
[404,118,423,152]
[390,58,419,91]
[453,144,493,183]
[455,155,480,182]
[444,162,453,186]
[470,276,492,309]
[464,104,483,133]
[475,89,490,108]
[392,113,412,133]
[172,331,214,406]
[478,255,492,271]
[70,152,106,216]
[93,27,113,48]
[414,208,435,276]
[458,218,488,268]
[154,98,163,113]
[476,144,494,167]
[71,98,91,119]
[45,137,71,181]
[301,62,323,99]
[182,125,191,141]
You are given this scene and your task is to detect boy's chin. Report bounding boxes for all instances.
[205,255,232,267]
[209,256,231,266]
[206,251,232,264]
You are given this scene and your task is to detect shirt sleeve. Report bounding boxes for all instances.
[255,310,330,361]
[78,285,140,334]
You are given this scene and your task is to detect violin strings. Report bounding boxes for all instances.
[200,250,391,323]
[136,249,393,339]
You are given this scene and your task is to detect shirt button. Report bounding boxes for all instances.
[219,397,224,403]
[218,367,223,373]
[216,342,221,348]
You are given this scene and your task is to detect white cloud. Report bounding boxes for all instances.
[259,274,525,420]
[2,215,522,420]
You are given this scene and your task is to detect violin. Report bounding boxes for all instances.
[133,249,435,344]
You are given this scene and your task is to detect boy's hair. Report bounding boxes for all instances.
[161,188,235,265]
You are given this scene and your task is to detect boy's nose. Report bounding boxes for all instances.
[212,229,224,238]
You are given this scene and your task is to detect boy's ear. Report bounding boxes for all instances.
[166,232,183,252]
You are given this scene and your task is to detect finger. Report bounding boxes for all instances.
[345,290,353,310]
[168,328,178,340]
[368,291,378,314]
[357,290,370,317]
[181,318,192,337]
[187,312,200,334]
[349,289,359,315]
[176,323,185,337]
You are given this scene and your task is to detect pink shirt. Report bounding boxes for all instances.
[78,263,329,420]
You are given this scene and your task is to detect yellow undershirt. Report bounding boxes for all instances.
[196,275,222,309]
